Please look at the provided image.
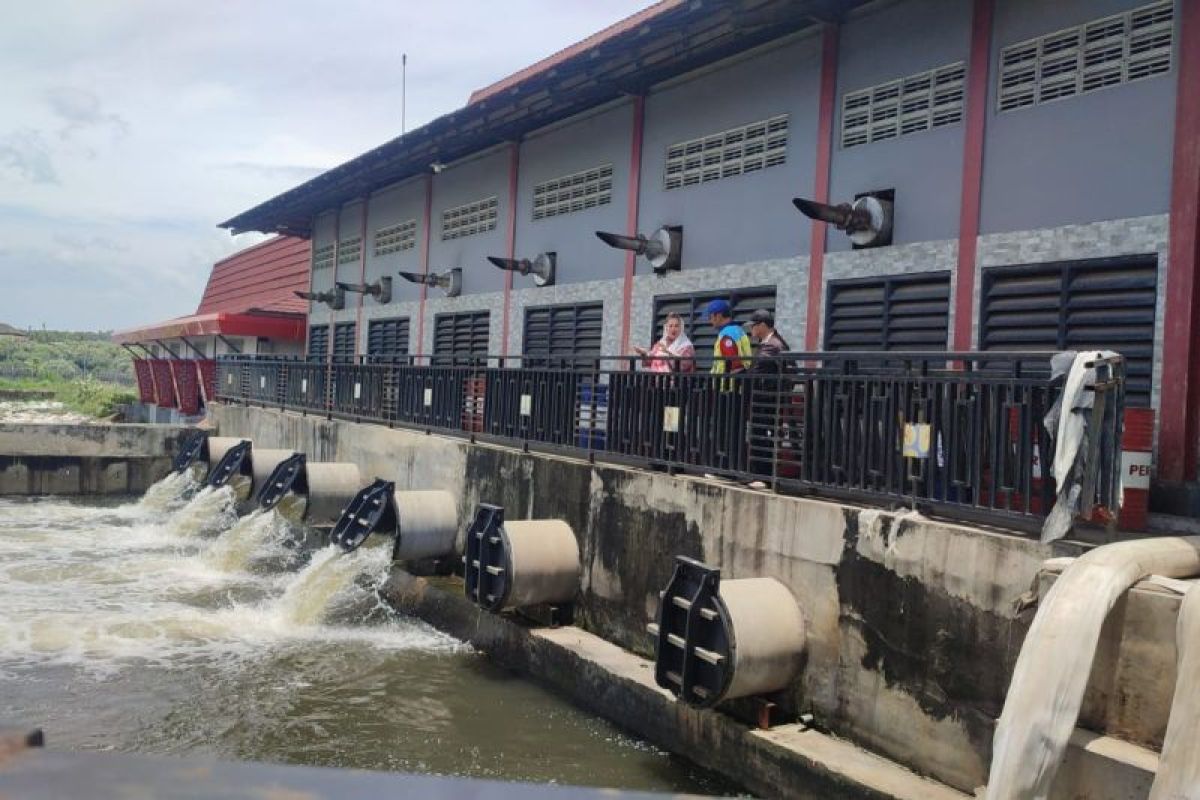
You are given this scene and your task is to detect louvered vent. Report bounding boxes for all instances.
[980,256,1158,405]
[825,273,951,350]
[366,317,410,357]
[523,303,604,361]
[652,287,777,369]
[308,325,329,358]
[332,322,357,360]
[336,237,362,265]
[441,196,499,240]
[312,244,335,271]
[374,220,417,256]
[533,164,613,221]
[998,1,1173,113]
[842,62,966,149]
[433,311,491,358]
[664,115,789,190]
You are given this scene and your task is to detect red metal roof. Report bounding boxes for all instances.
[196,235,310,315]
[112,235,310,344]
[112,311,305,345]
[467,1,683,105]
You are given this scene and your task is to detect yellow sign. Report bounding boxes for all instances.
[903,423,931,459]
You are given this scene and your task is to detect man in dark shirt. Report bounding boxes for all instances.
[744,309,793,483]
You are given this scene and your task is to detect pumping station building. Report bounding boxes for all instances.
[127,0,1200,798]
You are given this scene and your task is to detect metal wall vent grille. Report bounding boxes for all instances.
[533,164,613,220]
[825,273,951,350]
[441,196,499,241]
[998,1,1173,112]
[336,237,362,265]
[312,244,335,271]
[433,311,491,358]
[332,322,357,360]
[307,325,329,358]
[374,219,417,256]
[367,317,410,357]
[523,303,604,359]
[980,256,1158,405]
[841,62,966,149]
[663,114,789,190]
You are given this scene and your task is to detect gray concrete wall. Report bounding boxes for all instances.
[639,35,822,271]
[980,0,1177,234]
[0,423,191,495]
[429,146,511,296]
[828,0,972,251]
[515,102,633,286]
[364,176,426,304]
[212,403,1079,792]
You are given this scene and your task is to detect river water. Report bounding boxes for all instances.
[0,475,734,795]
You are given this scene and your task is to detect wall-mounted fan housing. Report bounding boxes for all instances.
[487,252,556,287]
[397,268,462,297]
[595,226,682,275]
[792,190,894,249]
[335,276,392,304]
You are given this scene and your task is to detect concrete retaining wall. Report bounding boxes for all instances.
[0,423,191,495]
[211,404,1173,796]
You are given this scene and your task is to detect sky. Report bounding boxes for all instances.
[0,1,650,332]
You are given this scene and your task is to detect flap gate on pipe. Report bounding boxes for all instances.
[207,440,252,489]
[330,478,397,552]
[647,556,805,709]
[257,453,306,511]
[464,504,580,613]
[172,431,207,473]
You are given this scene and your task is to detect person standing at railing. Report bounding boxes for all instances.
[632,312,696,373]
[704,299,752,473]
[744,309,793,484]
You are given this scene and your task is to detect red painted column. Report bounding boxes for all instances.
[500,142,520,358]
[804,25,839,351]
[1159,0,1200,482]
[951,0,994,352]
[354,197,369,357]
[416,174,433,358]
[619,95,646,357]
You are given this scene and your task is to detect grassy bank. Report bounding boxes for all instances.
[0,377,137,419]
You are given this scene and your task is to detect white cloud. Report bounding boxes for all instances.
[0,0,649,330]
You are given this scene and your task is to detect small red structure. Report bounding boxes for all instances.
[112,236,310,417]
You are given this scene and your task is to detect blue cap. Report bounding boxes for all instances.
[704,299,732,317]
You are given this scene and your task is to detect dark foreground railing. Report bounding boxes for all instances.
[215,351,1125,532]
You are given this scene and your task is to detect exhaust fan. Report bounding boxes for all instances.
[397,268,462,298]
[336,277,392,304]
[792,192,893,248]
[595,226,682,275]
[293,287,345,310]
[486,252,556,287]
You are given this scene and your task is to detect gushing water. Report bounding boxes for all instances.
[136,470,198,514]
[203,508,290,573]
[0,492,734,793]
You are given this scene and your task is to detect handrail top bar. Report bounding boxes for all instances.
[217,350,1074,362]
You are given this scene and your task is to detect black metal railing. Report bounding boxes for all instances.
[214,351,1126,531]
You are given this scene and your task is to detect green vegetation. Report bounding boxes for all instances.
[0,329,133,382]
[0,329,137,417]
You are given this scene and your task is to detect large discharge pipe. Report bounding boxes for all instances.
[205,440,295,505]
[463,504,580,612]
[328,478,458,560]
[256,453,363,527]
[647,556,805,708]
[172,432,247,481]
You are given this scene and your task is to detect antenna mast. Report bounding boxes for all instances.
[401,53,408,135]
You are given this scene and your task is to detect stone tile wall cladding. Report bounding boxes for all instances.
[304,214,1170,411]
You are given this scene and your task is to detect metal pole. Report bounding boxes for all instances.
[401,53,407,135]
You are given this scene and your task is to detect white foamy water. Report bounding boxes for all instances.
[0,399,91,424]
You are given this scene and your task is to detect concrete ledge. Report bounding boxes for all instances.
[380,570,968,800]
[0,423,191,458]
[0,455,172,495]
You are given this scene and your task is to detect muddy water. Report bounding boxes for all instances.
[0,481,736,794]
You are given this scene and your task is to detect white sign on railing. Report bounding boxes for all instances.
[354,382,362,400]
[520,394,532,416]
[423,387,433,407]
[301,378,308,395]
[259,376,266,389]
[663,406,680,433]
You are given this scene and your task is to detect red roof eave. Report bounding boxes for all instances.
[111,311,306,345]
